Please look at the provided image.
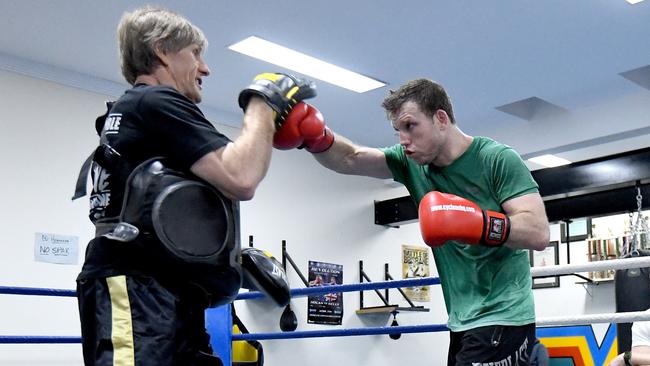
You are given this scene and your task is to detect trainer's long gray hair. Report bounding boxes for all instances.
[117,6,208,85]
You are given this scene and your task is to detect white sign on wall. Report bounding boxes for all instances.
[34,232,79,265]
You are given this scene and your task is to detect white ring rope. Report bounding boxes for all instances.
[531,256,650,327]
[537,311,650,327]
[530,256,650,277]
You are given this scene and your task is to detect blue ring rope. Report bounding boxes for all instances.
[0,276,440,299]
[232,324,449,341]
[0,324,449,343]
[0,277,444,344]
[0,286,76,297]
[0,336,81,344]
[236,276,440,300]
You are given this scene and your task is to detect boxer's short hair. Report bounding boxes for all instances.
[382,78,456,124]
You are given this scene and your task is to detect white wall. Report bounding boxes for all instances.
[0,69,619,365]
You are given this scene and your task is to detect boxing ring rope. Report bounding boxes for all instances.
[235,276,440,300]
[0,286,75,297]
[0,336,80,344]
[2,256,650,344]
[529,256,650,277]
[537,311,650,327]
[0,277,438,299]
[232,324,449,341]
[0,277,440,344]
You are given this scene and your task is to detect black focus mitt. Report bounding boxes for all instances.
[241,247,291,306]
[238,73,317,128]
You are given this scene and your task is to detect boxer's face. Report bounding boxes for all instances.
[165,43,210,103]
[392,101,445,166]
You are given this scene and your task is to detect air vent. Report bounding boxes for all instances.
[619,64,650,91]
[495,97,567,121]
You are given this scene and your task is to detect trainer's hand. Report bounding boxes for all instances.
[238,73,317,127]
[418,191,510,248]
[273,102,334,153]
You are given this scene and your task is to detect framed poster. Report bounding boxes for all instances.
[529,241,560,289]
[560,218,592,243]
[401,244,430,302]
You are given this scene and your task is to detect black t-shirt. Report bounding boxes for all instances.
[79,84,231,280]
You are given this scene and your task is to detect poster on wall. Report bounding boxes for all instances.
[307,260,343,325]
[401,244,430,302]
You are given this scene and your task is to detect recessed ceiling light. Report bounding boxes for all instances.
[627,0,645,4]
[528,154,572,168]
[228,36,386,93]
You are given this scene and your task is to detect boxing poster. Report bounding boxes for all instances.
[401,245,430,302]
[307,260,343,325]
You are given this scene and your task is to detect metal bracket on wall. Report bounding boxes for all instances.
[356,260,429,314]
[281,240,309,287]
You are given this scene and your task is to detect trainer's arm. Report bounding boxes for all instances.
[191,97,275,201]
[501,193,550,251]
[312,133,392,179]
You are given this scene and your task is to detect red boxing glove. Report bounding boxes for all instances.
[303,126,334,153]
[273,103,334,153]
[418,191,510,248]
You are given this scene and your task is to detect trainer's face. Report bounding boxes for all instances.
[391,101,445,166]
[165,44,210,103]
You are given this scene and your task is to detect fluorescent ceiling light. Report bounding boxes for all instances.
[627,0,645,4]
[228,36,385,93]
[528,154,572,168]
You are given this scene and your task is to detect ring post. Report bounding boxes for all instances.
[205,304,232,365]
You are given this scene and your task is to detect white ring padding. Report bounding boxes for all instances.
[530,256,650,277]
[537,311,650,327]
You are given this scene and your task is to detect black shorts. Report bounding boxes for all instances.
[448,323,536,366]
[77,275,223,366]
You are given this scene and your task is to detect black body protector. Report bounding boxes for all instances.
[74,102,242,307]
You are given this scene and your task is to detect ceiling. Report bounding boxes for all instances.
[1,0,649,170]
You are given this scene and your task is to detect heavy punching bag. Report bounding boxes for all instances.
[615,249,650,352]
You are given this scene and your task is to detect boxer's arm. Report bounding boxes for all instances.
[312,133,392,179]
[501,192,549,251]
[191,97,275,201]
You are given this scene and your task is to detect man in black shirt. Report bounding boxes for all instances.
[76,6,315,366]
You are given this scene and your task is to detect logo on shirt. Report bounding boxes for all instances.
[103,113,122,135]
[89,162,111,221]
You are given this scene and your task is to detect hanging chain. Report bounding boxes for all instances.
[627,186,649,252]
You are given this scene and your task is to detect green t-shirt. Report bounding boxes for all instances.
[382,136,539,332]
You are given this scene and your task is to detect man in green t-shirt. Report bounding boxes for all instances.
[275,79,550,365]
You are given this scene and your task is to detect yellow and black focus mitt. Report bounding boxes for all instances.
[238,73,317,128]
[241,247,291,307]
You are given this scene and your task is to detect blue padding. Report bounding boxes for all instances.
[206,305,232,366]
